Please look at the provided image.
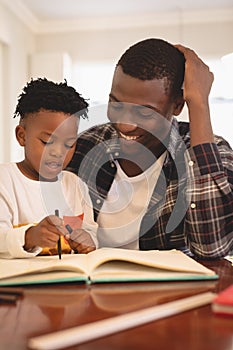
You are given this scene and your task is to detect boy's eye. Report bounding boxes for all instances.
[40,139,76,149]
[41,139,52,145]
[65,143,75,149]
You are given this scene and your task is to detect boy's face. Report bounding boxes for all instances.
[16,110,78,181]
[108,66,184,158]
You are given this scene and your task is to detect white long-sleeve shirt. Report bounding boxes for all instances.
[0,163,98,258]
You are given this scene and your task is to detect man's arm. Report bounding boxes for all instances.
[175,44,214,146]
[184,137,233,259]
[175,45,233,258]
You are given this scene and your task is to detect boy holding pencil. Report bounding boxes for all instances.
[0,78,98,258]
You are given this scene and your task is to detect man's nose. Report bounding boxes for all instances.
[116,108,137,131]
[117,120,137,133]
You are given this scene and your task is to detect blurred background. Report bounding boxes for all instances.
[0,0,232,162]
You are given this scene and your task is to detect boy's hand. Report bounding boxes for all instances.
[67,229,96,254]
[24,215,64,251]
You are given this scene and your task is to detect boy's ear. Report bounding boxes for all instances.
[15,125,26,146]
[173,93,185,116]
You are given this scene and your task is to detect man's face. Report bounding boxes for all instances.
[108,66,182,158]
[16,110,78,181]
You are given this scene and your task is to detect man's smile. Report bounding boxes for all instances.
[118,131,141,141]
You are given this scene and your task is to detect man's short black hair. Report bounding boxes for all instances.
[117,38,185,98]
[14,78,89,120]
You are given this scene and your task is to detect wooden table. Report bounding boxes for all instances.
[0,259,232,350]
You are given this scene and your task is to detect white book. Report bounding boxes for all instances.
[0,247,218,286]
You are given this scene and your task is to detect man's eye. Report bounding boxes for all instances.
[109,101,123,110]
[136,107,154,118]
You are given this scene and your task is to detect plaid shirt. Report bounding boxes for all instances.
[67,119,233,259]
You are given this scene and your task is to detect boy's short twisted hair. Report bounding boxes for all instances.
[14,78,89,119]
[117,38,185,99]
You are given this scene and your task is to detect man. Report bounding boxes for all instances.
[67,38,233,259]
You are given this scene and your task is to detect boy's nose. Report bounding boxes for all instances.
[49,145,64,158]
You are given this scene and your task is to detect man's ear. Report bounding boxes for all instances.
[173,93,185,116]
[15,125,26,146]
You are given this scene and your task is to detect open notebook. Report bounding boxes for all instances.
[0,247,218,286]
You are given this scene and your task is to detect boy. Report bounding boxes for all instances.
[0,78,97,258]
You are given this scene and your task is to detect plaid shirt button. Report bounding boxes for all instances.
[189,160,194,166]
[190,203,196,209]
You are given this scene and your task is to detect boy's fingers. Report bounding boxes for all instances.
[69,229,92,242]
[48,215,63,226]
[47,215,66,234]
[71,242,95,254]
[65,233,71,240]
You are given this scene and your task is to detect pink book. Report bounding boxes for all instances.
[212,284,233,317]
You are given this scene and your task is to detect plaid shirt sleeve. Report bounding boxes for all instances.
[184,138,233,259]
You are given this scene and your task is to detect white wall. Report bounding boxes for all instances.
[0,43,3,161]
[0,3,233,162]
[0,2,35,162]
[30,52,72,83]
[35,20,233,61]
